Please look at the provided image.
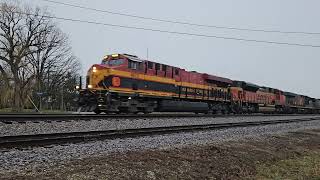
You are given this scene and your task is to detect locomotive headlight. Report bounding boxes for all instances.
[88,84,93,89]
[111,54,119,58]
[75,85,80,90]
[92,66,97,73]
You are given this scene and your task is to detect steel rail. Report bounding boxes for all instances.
[0,113,318,123]
[0,117,319,149]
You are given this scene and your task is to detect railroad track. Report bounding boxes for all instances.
[0,116,319,149]
[0,113,318,124]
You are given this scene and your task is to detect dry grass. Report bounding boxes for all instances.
[256,152,320,180]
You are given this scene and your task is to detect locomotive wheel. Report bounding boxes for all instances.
[205,110,213,115]
[223,109,230,115]
[143,106,154,114]
[93,109,101,114]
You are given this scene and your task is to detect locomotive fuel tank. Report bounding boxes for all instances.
[158,100,209,112]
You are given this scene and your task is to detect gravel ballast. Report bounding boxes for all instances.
[0,115,318,136]
[0,118,319,175]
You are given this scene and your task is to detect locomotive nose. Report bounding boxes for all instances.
[86,64,108,89]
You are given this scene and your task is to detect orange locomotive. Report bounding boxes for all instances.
[77,53,320,114]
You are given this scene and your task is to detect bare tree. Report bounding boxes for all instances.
[26,16,81,110]
[0,1,81,111]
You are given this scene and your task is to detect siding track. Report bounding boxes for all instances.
[0,113,318,123]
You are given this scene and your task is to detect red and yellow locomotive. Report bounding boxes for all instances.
[77,53,320,114]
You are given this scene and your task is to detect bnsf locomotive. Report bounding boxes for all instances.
[77,53,320,114]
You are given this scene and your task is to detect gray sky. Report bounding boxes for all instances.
[25,0,320,98]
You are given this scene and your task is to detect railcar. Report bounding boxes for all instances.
[77,53,320,114]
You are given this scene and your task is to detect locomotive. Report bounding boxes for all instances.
[77,53,320,114]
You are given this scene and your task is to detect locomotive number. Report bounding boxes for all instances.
[112,77,121,87]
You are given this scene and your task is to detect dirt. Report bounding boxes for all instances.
[2,129,320,180]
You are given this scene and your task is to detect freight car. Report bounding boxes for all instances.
[77,53,320,114]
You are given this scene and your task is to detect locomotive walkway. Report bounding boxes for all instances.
[0,116,319,149]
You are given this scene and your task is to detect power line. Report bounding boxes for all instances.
[39,0,320,36]
[4,10,320,48]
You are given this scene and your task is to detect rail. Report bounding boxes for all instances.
[0,113,318,123]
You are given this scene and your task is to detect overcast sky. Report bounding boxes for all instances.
[24,0,320,98]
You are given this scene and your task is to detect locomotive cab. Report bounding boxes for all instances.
[78,53,147,113]
[101,53,144,72]
[85,54,142,89]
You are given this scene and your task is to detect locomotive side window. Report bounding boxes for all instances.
[101,60,107,65]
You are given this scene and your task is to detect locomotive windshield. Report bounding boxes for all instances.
[108,59,125,66]
[101,59,125,66]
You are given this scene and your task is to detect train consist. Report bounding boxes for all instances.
[77,53,320,114]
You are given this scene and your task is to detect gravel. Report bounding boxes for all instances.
[0,119,319,174]
[0,115,319,136]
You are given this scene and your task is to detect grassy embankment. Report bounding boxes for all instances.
[256,152,320,179]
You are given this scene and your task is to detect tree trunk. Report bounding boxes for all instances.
[12,68,24,112]
[12,83,23,112]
